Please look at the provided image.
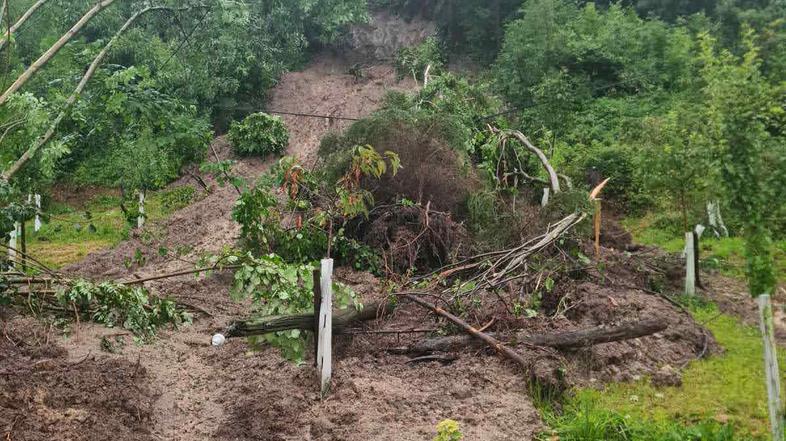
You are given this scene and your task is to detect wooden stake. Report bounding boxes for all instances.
[593,199,602,258]
[541,188,550,207]
[8,221,18,267]
[34,193,42,232]
[684,232,695,296]
[757,294,784,441]
[137,189,145,229]
[317,258,333,397]
[19,220,26,272]
[312,268,321,368]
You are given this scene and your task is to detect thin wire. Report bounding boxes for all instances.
[264,109,360,121]
[158,6,210,72]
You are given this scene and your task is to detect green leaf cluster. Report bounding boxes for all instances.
[57,279,191,341]
[228,112,289,158]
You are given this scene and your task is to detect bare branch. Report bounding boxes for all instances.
[0,0,48,51]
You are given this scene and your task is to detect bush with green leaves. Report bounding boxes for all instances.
[202,251,361,363]
[228,112,289,157]
[231,149,398,276]
[433,419,463,441]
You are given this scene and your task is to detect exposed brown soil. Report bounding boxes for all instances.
[1,317,156,441]
[0,18,731,441]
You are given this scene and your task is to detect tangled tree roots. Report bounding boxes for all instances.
[363,204,466,274]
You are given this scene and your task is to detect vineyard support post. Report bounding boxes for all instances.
[684,232,695,295]
[757,294,784,441]
[137,189,145,229]
[312,268,321,368]
[7,221,18,267]
[34,193,42,231]
[593,199,602,258]
[317,258,333,397]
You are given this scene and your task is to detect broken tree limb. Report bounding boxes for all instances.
[0,0,48,51]
[402,318,667,355]
[491,128,561,194]
[1,4,196,180]
[223,300,395,338]
[401,293,529,369]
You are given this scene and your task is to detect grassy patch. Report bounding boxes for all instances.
[623,214,786,283]
[542,304,783,440]
[24,186,199,269]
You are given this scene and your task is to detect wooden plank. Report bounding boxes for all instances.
[757,294,784,441]
[317,258,333,397]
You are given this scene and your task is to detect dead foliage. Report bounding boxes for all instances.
[360,203,468,274]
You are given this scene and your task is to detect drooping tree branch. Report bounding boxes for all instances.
[0,0,48,52]
[0,0,117,107]
[1,5,200,181]
[491,127,561,194]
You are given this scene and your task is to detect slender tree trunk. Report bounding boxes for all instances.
[0,0,118,107]
[1,5,194,181]
[0,0,48,51]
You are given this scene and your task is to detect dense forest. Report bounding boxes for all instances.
[1,0,786,440]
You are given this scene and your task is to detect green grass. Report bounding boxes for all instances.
[542,303,783,440]
[25,186,199,269]
[623,214,786,283]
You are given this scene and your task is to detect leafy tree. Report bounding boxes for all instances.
[698,29,785,295]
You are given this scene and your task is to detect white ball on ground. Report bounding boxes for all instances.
[211,333,226,346]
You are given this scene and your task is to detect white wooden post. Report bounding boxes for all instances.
[7,221,18,266]
[317,258,333,397]
[34,193,41,232]
[684,232,695,296]
[707,200,729,238]
[137,189,145,229]
[757,294,784,441]
[541,188,550,207]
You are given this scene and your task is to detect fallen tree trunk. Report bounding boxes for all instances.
[224,300,395,338]
[402,318,667,355]
[401,293,530,368]
[0,0,48,51]
[2,4,196,180]
[0,0,117,107]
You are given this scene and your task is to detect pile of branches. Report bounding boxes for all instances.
[422,211,587,295]
[360,202,468,274]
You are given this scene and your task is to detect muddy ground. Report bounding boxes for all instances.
[0,16,739,441]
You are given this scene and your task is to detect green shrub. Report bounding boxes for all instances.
[228,112,289,157]
[433,419,463,441]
